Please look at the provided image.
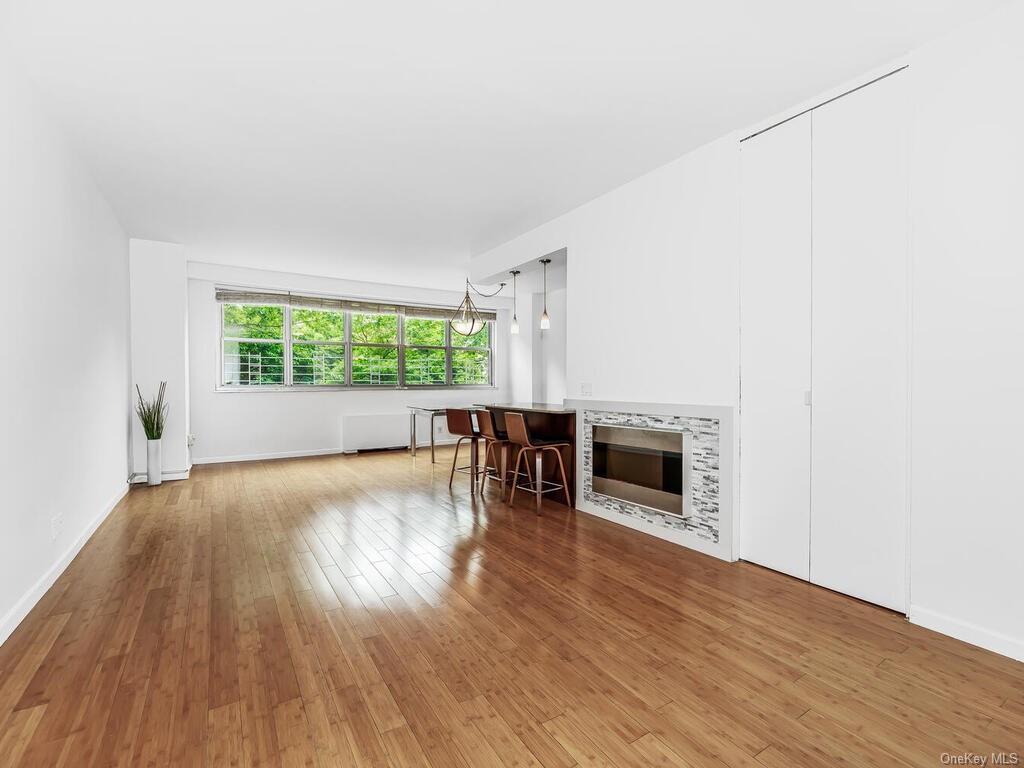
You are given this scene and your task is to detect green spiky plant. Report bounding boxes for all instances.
[135,381,169,440]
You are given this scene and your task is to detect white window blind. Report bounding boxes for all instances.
[214,288,496,321]
[217,287,495,389]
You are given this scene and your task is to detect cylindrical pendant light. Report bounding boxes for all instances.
[509,270,521,335]
[539,258,551,330]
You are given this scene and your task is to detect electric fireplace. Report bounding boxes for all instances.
[591,424,692,517]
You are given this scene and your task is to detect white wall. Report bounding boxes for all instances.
[532,288,567,403]
[130,239,190,479]
[471,0,1024,660]
[530,292,545,402]
[906,1,1024,660]
[473,135,742,408]
[0,62,129,642]
[509,292,535,402]
[472,135,743,561]
[188,263,512,463]
[501,262,568,404]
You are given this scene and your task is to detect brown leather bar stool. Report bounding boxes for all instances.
[477,409,532,498]
[446,408,484,494]
[504,412,571,514]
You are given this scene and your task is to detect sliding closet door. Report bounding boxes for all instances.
[810,72,909,612]
[740,114,812,580]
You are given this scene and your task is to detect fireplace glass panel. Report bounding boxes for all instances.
[592,425,688,517]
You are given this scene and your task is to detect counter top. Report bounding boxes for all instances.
[475,402,577,415]
[407,404,482,412]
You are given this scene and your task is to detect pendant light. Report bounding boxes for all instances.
[509,270,521,335]
[539,258,551,330]
[450,279,485,336]
[450,278,506,337]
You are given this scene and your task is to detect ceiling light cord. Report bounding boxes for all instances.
[466,278,505,298]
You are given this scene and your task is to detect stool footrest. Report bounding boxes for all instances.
[483,468,531,479]
[513,479,565,494]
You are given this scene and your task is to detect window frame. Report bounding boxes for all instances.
[218,301,495,391]
[449,324,494,387]
[290,306,348,387]
[402,315,450,387]
[349,311,401,387]
[220,302,288,387]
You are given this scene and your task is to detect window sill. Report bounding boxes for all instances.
[215,384,498,393]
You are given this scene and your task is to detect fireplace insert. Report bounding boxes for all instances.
[592,424,691,517]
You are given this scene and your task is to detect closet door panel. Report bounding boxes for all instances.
[810,72,909,611]
[739,114,812,580]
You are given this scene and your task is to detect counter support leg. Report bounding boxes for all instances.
[410,412,417,456]
[470,438,478,495]
[499,444,508,498]
[535,450,544,515]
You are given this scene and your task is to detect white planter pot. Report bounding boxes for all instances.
[146,439,162,486]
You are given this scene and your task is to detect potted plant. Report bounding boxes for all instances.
[136,382,168,486]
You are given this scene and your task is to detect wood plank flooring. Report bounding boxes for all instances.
[1,448,1022,766]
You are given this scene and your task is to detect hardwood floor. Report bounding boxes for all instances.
[1,449,1022,767]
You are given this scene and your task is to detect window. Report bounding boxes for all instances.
[292,308,345,385]
[452,323,490,385]
[351,313,399,386]
[222,304,285,385]
[404,317,447,385]
[218,292,493,389]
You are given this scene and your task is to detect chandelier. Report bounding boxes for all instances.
[450,278,505,337]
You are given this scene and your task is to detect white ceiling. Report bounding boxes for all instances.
[7,0,1006,289]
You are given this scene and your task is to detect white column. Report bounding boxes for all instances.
[129,239,190,480]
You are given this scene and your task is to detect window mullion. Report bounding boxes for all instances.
[398,313,406,388]
[220,303,226,387]
[445,322,453,386]
[344,311,353,386]
[283,305,293,387]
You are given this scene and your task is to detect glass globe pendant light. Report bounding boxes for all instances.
[449,278,506,337]
[450,279,484,336]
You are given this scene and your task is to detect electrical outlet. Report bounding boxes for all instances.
[50,512,65,541]
[580,382,593,396]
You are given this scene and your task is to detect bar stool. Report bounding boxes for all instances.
[504,412,571,514]
[477,409,532,498]
[446,408,484,493]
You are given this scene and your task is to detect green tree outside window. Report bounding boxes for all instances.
[223,304,283,339]
[221,303,490,387]
[351,313,398,344]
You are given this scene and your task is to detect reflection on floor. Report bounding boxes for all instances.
[0,447,1022,767]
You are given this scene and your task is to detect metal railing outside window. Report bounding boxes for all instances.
[219,302,494,390]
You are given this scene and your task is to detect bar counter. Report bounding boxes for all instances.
[477,402,576,506]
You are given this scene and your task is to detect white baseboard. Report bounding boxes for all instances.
[910,605,1024,662]
[194,447,349,464]
[0,483,129,646]
[194,440,459,465]
[411,438,459,450]
[129,467,191,484]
